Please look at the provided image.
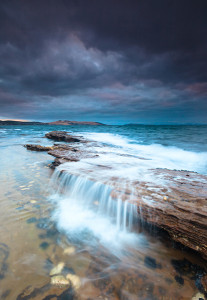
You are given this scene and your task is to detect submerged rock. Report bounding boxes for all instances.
[30,200,37,204]
[26,217,37,224]
[174,275,184,285]
[1,289,11,299]
[39,242,50,250]
[51,275,70,286]
[50,262,65,276]
[66,273,81,290]
[16,282,74,299]
[201,275,207,293]
[0,243,9,280]
[63,246,76,255]
[192,292,205,300]
[144,256,162,269]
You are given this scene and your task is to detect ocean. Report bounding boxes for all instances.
[0,124,207,299]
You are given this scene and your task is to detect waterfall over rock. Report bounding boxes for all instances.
[49,167,139,248]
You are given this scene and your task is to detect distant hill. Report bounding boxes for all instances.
[0,120,43,125]
[48,120,105,126]
[0,120,105,126]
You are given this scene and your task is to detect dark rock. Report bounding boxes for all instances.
[36,218,49,229]
[16,206,24,210]
[49,158,66,168]
[144,256,161,269]
[40,242,50,250]
[1,289,11,299]
[34,204,40,209]
[39,227,59,239]
[62,266,76,276]
[0,243,9,280]
[24,144,53,151]
[26,217,37,224]
[171,258,207,296]
[171,258,205,277]
[174,275,184,285]
[45,131,81,142]
[201,275,207,293]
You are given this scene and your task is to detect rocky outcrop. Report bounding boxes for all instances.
[25,143,94,163]
[24,131,207,259]
[24,144,53,151]
[111,169,207,258]
[45,131,81,142]
[24,132,97,167]
[48,144,98,163]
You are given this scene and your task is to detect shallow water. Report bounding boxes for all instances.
[0,125,207,299]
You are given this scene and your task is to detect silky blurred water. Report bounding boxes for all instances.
[0,124,207,299]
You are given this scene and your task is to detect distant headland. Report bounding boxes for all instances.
[0,120,105,126]
[49,120,104,126]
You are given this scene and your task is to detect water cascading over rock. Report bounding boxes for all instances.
[50,168,137,234]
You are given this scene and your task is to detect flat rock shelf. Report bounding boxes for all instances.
[24,131,207,261]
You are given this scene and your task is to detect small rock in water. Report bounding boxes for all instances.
[201,274,207,293]
[16,206,24,211]
[36,218,49,229]
[26,217,37,224]
[163,196,168,201]
[175,275,184,285]
[63,246,76,255]
[40,242,49,250]
[30,200,37,204]
[51,275,70,286]
[1,289,11,299]
[66,274,81,290]
[34,204,40,209]
[50,262,65,276]
[144,256,161,269]
[46,227,58,238]
[192,292,205,300]
[0,243,9,280]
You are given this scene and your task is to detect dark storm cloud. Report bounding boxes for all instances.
[0,0,207,123]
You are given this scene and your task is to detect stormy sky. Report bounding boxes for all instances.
[0,0,207,124]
